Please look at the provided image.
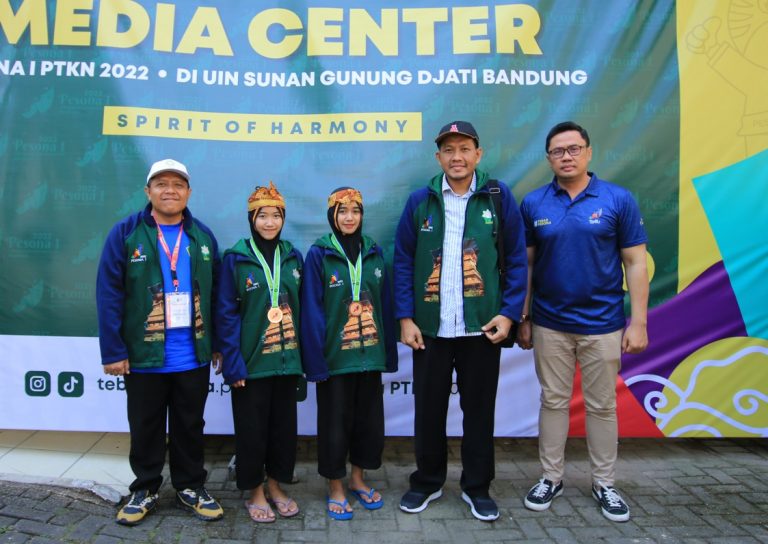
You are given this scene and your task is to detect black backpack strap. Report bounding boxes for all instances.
[487,179,505,275]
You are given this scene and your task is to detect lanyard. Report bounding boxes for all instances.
[155,220,184,291]
[249,239,281,308]
[330,234,361,301]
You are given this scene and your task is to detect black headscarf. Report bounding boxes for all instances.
[248,208,284,268]
[327,186,363,263]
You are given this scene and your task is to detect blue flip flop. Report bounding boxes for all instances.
[350,488,384,510]
[326,497,354,520]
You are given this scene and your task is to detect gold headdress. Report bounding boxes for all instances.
[327,187,363,208]
[248,181,285,212]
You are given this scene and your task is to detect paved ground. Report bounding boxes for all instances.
[0,436,767,543]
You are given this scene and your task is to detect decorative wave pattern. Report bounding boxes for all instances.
[625,344,768,436]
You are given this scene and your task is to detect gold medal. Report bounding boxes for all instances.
[267,307,284,323]
[348,301,362,317]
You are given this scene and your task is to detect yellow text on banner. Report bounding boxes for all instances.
[103,107,422,142]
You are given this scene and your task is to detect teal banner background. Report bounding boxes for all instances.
[1,0,678,337]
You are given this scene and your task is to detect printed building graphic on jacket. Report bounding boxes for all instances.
[462,239,484,298]
[340,294,379,350]
[424,249,442,302]
[261,297,298,354]
[423,240,485,302]
[143,284,206,342]
[144,284,164,342]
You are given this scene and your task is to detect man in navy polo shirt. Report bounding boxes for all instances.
[517,121,649,522]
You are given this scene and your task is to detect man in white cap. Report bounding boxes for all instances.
[97,159,224,525]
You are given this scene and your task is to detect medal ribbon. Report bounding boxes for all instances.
[330,234,362,302]
[155,219,184,291]
[249,239,281,309]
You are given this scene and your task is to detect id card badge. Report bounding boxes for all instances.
[165,291,192,328]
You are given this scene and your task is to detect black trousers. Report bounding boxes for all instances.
[231,375,298,490]
[409,336,501,497]
[124,364,210,493]
[316,372,384,480]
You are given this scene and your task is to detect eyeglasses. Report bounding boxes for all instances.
[547,145,586,159]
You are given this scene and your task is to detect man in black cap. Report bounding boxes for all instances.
[393,122,527,521]
[97,159,224,525]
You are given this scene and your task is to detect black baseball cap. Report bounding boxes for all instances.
[434,121,479,147]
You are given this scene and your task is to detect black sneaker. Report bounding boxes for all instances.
[524,478,564,511]
[176,487,224,521]
[461,492,499,522]
[592,484,630,522]
[399,489,442,513]
[116,490,158,526]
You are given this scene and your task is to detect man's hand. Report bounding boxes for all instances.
[516,320,533,350]
[211,352,223,374]
[481,315,513,344]
[622,322,648,354]
[103,359,130,376]
[231,379,246,388]
[400,318,425,350]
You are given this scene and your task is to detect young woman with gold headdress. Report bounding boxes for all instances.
[300,187,398,520]
[217,182,303,523]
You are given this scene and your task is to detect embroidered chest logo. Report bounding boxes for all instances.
[292,268,301,282]
[482,209,493,225]
[245,273,260,292]
[374,267,382,282]
[589,208,603,224]
[329,269,344,289]
[130,243,147,263]
[420,215,434,232]
[533,218,551,228]
[200,245,211,261]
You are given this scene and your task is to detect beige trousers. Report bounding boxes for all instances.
[532,324,623,486]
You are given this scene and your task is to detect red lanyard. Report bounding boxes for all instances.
[155,220,184,291]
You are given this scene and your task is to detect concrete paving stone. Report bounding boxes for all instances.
[0,532,30,543]
[570,525,625,540]
[62,514,110,540]
[11,521,65,540]
[90,535,122,544]
[0,509,52,525]
[278,528,338,542]
[25,538,62,544]
[97,523,154,541]
[705,538,760,544]
[46,509,88,527]
[669,505,711,526]
[543,526,579,542]
[512,518,547,539]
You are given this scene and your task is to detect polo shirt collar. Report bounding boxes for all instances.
[550,172,599,196]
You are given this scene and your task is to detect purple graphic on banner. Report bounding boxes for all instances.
[621,262,747,413]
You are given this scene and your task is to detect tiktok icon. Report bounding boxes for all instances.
[57,372,84,397]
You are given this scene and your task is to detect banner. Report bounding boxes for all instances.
[1,0,765,437]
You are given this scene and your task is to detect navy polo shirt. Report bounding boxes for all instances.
[520,174,647,335]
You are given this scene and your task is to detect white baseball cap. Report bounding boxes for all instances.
[146,158,190,185]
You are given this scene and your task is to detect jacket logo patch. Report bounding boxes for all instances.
[245,273,260,292]
[420,215,434,232]
[482,209,493,225]
[534,218,551,227]
[374,267,382,281]
[130,244,147,263]
[588,208,603,224]
[329,269,344,289]
[201,245,211,261]
[292,268,301,282]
